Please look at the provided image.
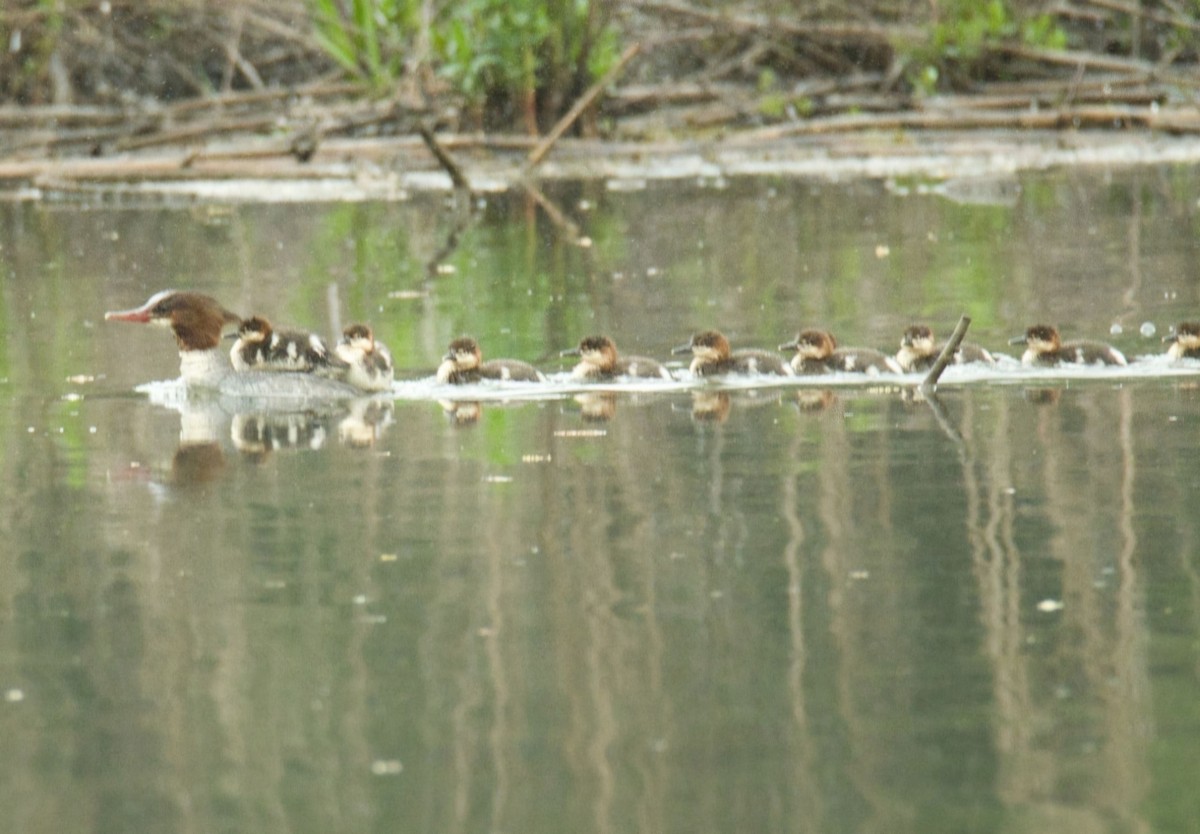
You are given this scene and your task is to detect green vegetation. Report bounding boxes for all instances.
[903,0,1067,94]
[308,0,620,132]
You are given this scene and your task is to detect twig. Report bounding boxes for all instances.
[523,42,642,176]
[418,124,472,191]
[922,315,971,391]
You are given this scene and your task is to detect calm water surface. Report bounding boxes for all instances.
[2,169,1200,833]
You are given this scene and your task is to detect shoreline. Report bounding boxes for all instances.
[4,128,1200,203]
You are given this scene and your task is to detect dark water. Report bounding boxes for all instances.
[2,169,1200,834]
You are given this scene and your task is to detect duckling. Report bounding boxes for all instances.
[895,324,995,372]
[436,336,544,384]
[229,315,348,376]
[671,329,792,377]
[335,323,395,392]
[778,329,901,375]
[1163,321,1200,360]
[1009,324,1126,367]
[561,334,672,380]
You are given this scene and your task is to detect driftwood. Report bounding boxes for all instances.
[737,104,1200,141]
[629,0,923,45]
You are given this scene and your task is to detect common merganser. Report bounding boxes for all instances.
[561,335,672,380]
[671,330,792,377]
[1009,324,1126,367]
[229,315,347,376]
[895,324,994,372]
[1163,321,1200,360]
[436,337,544,384]
[334,323,395,392]
[778,329,901,375]
[104,290,364,398]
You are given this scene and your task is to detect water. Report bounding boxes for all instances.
[2,169,1200,834]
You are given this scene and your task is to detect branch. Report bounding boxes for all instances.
[922,315,971,391]
[524,42,642,176]
[418,124,472,191]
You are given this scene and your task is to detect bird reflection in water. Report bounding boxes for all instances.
[440,400,482,427]
[690,390,731,423]
[232,411,330,463]
[573,392,618,423]
[337,399,395,448]
[1023,387,1062,406]
[170,442,227,487]
[792,389,837,413]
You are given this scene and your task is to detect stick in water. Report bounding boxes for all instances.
[921,315,971,390]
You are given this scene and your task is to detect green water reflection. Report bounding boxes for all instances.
[2,170,1200,834]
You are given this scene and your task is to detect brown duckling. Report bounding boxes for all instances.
[562,334,671,380]
[436,336,544,384]
[1009,324,1126,367]
[895,324,994,372]
[671,329,792,377]
[779,329,901,375]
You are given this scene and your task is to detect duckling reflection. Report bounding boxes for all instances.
[690,390,731,423]
[1024,387,1063,406]
[791,389,838,413]
[440,400,482,427]
[231,411,330,460]
[573,392,618,422]
[337,398,395,448]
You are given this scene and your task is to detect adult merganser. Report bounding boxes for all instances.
[1009,324,1126,367]
[778,329,901,375]
[561,335,672,380]
[229,315,348,376]
[104,290,364,398]
[895,324,994,372]
[335,323,395,392]
[436,336,544,384]
[671,330,792,377]
[1163,321,1200,360]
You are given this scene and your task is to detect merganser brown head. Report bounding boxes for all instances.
[778,329,837,360]
[672,330,731,362]
[105,290,240,351]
